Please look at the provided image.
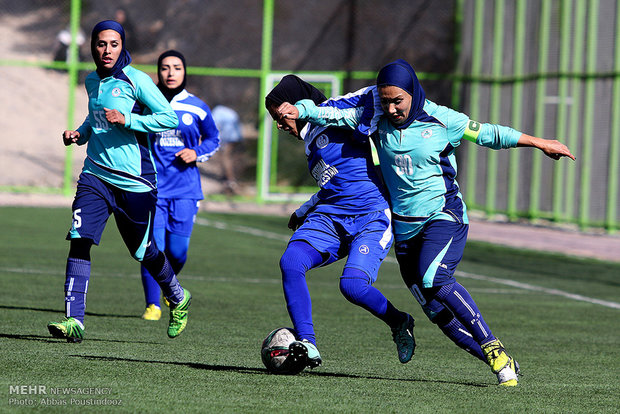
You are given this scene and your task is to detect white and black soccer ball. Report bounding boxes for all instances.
[261,327,306,375]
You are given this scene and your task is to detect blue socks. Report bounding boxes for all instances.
[141,232,191,306]
[339,267,406,328]
[281,241,408,346]
[439,317,486,361]
[142,251,184,305]
[64,257,90,324]
[280,241,323,345]
[435,282,495,345]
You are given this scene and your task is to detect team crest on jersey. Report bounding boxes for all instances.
[182,113,194,125]
[421,128,433,139]
[358,245,369,254]
[316,134,329,149]
[111,88,121,97]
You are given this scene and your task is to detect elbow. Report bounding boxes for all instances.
[168,113,180,129]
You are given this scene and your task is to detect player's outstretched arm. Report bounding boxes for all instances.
[517,134,576,161]
[62,130,81,146]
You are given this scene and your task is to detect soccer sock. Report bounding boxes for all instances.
[280,241,324,346]
[435,282,495,345]
[439,317,486,362]
[64,257,90,325]
[140,266,161,307]
[166,233,191,275]
[142,251,184,305]
[339,267,406,328]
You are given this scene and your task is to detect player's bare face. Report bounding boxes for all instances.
[267,103,299,138]
[379,85,412,125]
[95,30,122,69]
[160,56,185,89]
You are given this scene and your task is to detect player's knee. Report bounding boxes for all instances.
[339,268,371,304]
[140,243,161,265]
[279,241,322,273]
[425,306,454,327]
[339,277,370,304]
[68,238,93,261]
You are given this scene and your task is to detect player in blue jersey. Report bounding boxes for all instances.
[276,59,574,385]
[47,21,192,342]
[140,50,220,321]
[265,75,415,371]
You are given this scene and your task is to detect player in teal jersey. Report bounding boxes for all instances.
[276,59,574,386]
[47,20,191,342]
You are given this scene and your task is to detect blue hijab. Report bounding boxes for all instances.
[91,20,132,79]
[376,59,427,129]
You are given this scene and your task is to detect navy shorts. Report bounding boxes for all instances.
[154,198,200,237]
[66,172,157,261]
[289,208,393,283]
[395,220,468,289]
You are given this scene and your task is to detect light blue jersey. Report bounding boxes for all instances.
[295,89,522,241]
[76,66,179,192]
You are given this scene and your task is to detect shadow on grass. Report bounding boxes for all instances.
[0,304,137,319]
[72,355,488,387]
[0,333,162,345]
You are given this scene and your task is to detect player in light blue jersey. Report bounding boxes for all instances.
[140,50,220,321]
[277,59,574,385]
[265,75,415,371]
[47,21,192,342]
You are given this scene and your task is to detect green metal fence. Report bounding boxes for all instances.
[455,0,620,232]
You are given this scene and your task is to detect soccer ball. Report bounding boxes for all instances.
[261,327,306,375]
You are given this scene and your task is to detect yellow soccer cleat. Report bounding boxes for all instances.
[142,304,162,321]
[482,338,520,386]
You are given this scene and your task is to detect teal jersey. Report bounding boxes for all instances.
[76,66,179,192]
[296,94,521,241]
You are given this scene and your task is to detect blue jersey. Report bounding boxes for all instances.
[295,98,389,217]
[150,90,220,199]
[76,66,179,192]
[295,88,521,240]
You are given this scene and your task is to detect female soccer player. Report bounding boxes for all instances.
[276,59,574,385]
[265,75,415,370]
[47,21,191,342]
[139,50,220,321]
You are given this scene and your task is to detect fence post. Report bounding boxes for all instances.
[608,1,620,233]
[63,0,82,197]
[256,0,275,204]
[579,0,600,229]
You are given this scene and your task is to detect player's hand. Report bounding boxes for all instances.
[104,107,126,126]
[278,102,299,120]
[539,139,576,161]
[175,148,198,163]
[62,130,80,146]
[288,212,305,231]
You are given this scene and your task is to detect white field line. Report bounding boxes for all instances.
[196,218,620,310]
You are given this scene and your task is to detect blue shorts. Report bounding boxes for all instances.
[66,172,157,261]
[154,198,200,237]
[289,208,393,283]
[394,220,468,289]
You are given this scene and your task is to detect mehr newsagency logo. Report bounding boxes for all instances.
[7,384,122,407]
